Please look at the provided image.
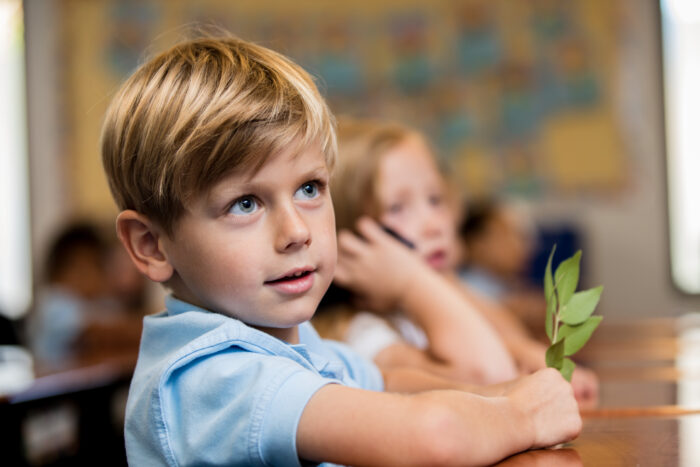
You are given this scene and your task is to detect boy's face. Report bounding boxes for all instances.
[376,136,460,274]
[160,142,336,343]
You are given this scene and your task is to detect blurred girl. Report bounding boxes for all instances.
[315,117,597,404]
[459,198,547,337]
[315,118,518,385]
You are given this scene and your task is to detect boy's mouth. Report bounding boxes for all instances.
[265,268,315,294]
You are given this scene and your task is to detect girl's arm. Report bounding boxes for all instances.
[454,278,547,373]
[452,277,599,407]
[335,218,518,384]
[297,368,581,467]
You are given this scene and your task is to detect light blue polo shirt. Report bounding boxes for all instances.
[125,295,383,466]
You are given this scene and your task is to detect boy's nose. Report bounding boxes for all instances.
[274,205,311,252]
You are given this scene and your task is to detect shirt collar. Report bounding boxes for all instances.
[163,294,345,379]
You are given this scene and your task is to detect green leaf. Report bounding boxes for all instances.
[557,316,603,356]
[560,286,604,326]
[545,339,565,369]
[554,250,581,307]
[560,357,576,382]
[544,245,556,341]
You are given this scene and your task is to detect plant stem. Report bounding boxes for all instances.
[550,275,564,345]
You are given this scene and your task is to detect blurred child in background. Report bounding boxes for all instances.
[315,117,518,385]
[459,198,548,338]
[316,117,598,406]
[29,222,144,364]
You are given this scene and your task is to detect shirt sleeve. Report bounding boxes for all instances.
[159,348,334,467]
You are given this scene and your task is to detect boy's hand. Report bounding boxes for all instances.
[505,368,582,449]
[510,339,599,410]
[335,217,428,312]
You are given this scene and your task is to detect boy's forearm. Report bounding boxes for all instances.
[298,384,535,467]
[413,390,536,465]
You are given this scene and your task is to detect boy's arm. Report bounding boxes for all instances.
[336,218,518,384]
[297,368,581,467]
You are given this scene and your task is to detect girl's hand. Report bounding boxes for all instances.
[513,339,548,375]
[335,217,428,312]
[571,365,599,410]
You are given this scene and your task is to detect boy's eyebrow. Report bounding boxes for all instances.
[208,164,329,202]
[301,165,330,179]
[241,164,329,185]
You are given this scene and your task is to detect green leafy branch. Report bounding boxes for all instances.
[544,246,603,381]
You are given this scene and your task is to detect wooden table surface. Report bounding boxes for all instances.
[496,316,700,466]
[3,316,699,466]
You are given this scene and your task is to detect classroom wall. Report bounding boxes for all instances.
[534,0,684,318]
[25,0,700,318]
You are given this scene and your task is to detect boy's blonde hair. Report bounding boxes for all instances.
[101,35,336,235]
[331,117,418,232]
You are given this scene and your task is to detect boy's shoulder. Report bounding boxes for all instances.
[134,296,331,381]
[124,296,382,466]
[135,298,383,390]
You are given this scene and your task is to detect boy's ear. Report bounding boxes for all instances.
[116,210,174,283]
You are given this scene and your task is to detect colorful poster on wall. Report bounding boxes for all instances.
[63,0,628,217]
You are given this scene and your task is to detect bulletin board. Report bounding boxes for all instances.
[61,0,629,219]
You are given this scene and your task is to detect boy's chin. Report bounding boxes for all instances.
[270,303,320,327]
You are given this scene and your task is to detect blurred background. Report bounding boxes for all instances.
[7,0,700,320]
[2,0,700,464]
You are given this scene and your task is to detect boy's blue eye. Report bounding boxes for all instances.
[229,196,258,215]
[295,182,319,200]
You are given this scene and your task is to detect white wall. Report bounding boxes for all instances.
[534,0,700,318]
[25,0,70,286]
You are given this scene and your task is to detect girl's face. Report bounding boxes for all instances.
[376,135,460,273]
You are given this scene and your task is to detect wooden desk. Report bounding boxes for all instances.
[497,316,700,466]
[4,317,699,466]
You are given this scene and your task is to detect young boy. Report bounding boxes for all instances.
[101,36,581,466]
